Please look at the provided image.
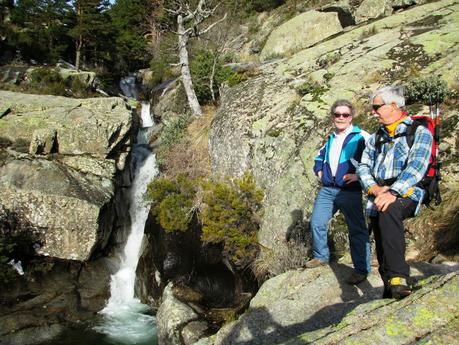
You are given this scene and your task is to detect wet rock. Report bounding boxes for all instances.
[156,283,201,345]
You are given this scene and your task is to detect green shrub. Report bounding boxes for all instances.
[226,72,248,87]
[201,172,264,268]
[405,76,450,105]
[146,175,196,233]
[149,33,177,87]
[29,67,66,96]
[244,0,285,12]
[150,54,173,86]
[159,194,193,232]
[146,172,264,268]
[68,77,91,97]
[190,49,241,104]
[296,80,328,102]
[160,115,190,150]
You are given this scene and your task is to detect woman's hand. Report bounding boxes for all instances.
[343,174,358,184]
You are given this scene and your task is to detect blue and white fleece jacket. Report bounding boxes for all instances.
[313,125,369,190]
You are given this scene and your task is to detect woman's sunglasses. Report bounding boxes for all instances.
[333,113,352,118]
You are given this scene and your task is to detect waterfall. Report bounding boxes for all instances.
[95,103,159,344]
[119,75,138,99]
[140,102,153,128]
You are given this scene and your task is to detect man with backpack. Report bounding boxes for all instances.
[358,86,433,299]
[306,99,371,286]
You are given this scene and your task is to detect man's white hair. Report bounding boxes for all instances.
[372,85,405,108]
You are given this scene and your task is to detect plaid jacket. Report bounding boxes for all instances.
[357,117,433,216]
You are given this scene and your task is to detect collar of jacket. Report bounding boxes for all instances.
[330,125,362,138]
[378,116,413,136]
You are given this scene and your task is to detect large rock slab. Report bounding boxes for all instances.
[260,11,343,61]
[0,91,132,163]
[197,263,458,344]
[278,0,459,118]
[0,259,110,345]
[0,91,134,261]
[354,0,392,24]
[0,156,115,260]
[157,283,208,345]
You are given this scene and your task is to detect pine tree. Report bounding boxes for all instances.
[69,0,111,71]
[10,0,74,63]
[109,0,151,73]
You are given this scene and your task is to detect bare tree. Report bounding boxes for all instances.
[166,0,227,116]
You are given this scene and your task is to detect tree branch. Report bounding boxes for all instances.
[193,13,227,37]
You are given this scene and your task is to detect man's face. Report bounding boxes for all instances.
[372,95,397,125]
[332,105,353,132]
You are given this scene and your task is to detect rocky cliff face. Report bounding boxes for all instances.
[0,91,133,260]
[0,90,135,344]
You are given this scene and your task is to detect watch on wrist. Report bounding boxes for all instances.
[389,190,399,197]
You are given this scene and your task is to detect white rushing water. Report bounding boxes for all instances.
[95,104,159,344]
[140,102,153,128]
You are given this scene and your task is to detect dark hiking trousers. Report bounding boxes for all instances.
[370,197,417,285]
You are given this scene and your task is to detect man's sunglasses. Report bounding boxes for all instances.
[333,113,352,118]
[372,103,385,111]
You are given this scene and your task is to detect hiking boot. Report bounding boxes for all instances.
[305,258,327,269]
[345,271,367,285]
[389,277,411,300]
[382,285,392,299]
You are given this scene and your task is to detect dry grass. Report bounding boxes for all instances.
[159,105,215,179]
[407,184,459,261]
[251,240,309,282]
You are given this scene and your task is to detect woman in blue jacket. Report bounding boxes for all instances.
[306,99,371,285]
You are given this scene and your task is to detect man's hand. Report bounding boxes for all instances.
[371,185,390,196]
[318,171,323,179]
[343,174,358,184]
[374,191,397,212]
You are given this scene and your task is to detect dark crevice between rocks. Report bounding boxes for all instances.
[320,7,356,28]
[106,109,139,163]
[0,106,11,118]
[138,211,259,331]
[107,125,122,148]
[50,133,59,154]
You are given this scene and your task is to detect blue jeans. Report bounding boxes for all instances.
[310,186,371,275]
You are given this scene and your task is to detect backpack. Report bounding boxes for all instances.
[374,115,441,206]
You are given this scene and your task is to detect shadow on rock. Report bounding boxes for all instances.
[219,263,382,345]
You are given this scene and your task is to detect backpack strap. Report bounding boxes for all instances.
[374,118,423,154]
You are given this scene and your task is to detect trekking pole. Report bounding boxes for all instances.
[434,97,442,204]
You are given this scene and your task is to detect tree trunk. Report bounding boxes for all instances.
[178,15,202,116]
[75,36,82,71]
[209,53,217,102]
[75,1,82,72]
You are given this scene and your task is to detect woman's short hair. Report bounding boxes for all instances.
[372,85,405,108]
[330,99,355,117]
